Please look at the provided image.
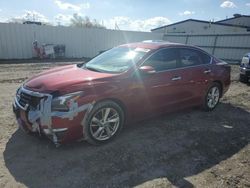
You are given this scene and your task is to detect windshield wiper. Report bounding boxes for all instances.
[77,62,85,68]
[84,66,102,72]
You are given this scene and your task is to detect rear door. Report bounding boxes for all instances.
[177,47,213,105]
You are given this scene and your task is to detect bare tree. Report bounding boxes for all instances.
[70,14,105,29]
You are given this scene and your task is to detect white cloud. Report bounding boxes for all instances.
[11,10,49,23]
[104,16,171,31]
[0,17,7,23]
[0,9,8,23]
[179,11,195,16]
[142,17,171,31]
[246,3,250,7]
[54,0,90,11]
[220,1,236,8]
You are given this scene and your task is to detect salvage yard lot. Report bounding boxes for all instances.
[0,62,249,188]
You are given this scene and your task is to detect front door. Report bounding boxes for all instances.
[130,48,185,117]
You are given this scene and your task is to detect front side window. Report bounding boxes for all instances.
[83,47,149,73]
[143,48,178,71]
[179,48,211,67]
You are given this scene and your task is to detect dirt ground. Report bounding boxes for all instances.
[0,62,249,188]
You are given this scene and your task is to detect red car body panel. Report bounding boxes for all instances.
[25,64,120,93]
[13,42,231,144]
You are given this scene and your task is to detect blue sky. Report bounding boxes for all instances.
[0,0,250,31]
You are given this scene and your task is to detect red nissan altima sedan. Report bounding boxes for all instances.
[13,41,231,146]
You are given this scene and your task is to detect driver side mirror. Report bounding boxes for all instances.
[139,66,156,74]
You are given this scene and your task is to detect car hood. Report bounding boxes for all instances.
[24,64,118,93]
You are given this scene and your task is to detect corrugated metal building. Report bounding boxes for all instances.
[150,15,250,63]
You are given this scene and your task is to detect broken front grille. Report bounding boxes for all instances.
[18,91,42,109]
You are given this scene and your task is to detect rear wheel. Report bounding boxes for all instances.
[203,83,221,111]
[84,100,124,145]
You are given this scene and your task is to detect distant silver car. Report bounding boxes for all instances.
[240,53,250,83]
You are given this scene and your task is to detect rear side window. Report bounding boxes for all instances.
[179,48,211,67]
[143,48,178,71]
[200,51,212,64]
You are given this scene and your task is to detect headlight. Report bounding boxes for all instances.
[241,57,249,66]
[16,87,22,100]
[51,91,84,112]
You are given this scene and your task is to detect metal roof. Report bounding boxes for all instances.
[151,18,249,31]
[216,15,250,23]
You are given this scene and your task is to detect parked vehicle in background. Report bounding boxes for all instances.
[240,53,250,83]
[33,40,66,59]
[13,41,231,146]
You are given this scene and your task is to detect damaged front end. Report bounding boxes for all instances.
[13,86,93,146]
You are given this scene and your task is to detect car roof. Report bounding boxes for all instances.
[119,40,197,50]
[120,40,210,55]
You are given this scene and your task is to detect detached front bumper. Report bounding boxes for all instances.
[13,87,93,146]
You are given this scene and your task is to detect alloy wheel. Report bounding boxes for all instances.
[89,107,120,141]
[207,86,220,109]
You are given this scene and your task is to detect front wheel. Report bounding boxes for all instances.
[84,100,124,145]
[203,83,221,111]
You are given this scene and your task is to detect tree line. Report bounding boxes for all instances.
[9,13,106,29]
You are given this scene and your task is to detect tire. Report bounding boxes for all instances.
[19,123,32,134]
[84,100,124,145]
[203,83,221,111]
[240,74,248,83]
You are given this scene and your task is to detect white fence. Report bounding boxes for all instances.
[163,33,250,64]
[1,23,250,63]
[0,23,163,59]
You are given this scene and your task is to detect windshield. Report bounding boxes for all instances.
[83,47,149,73]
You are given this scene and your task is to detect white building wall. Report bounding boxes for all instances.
[0,23,164,59]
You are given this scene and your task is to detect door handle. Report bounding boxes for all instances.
[171,76,182,81]
[204,69,211,74]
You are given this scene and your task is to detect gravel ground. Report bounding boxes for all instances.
[0,62,249,188]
